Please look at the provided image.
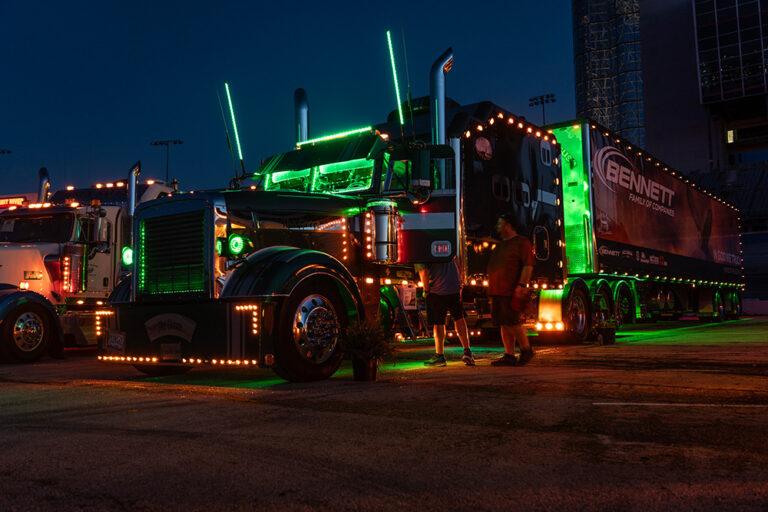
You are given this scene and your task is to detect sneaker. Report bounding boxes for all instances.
[490,353,518,366]
[461,349,476,366]
[424,353,447,367]
[517,349,535,366]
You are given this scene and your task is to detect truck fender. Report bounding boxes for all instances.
[0,286,64,356]
[108,275,132,304]
[220,247,364,323]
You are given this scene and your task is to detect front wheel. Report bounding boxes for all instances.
[1,303,54,363]
[272,277,347,382]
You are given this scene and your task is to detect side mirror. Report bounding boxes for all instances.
[410,149,432,189]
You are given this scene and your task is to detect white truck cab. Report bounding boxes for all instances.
[0,166,175,362]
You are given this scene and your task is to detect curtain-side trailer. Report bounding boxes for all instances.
[542,120,743,341]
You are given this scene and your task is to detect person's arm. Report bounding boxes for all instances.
[418,268,430,294]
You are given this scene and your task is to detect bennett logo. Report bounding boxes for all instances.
[145,314,196,342]
[593,146,675,207]
[598,245,620,257]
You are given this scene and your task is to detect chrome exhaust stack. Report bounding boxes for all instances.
[429,48,454,146]
[294,88,309,144]
[128,161,141,216]
[37,167,50,203]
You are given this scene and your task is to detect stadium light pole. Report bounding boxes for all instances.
[150,140,183,182]
[528,94,556,125]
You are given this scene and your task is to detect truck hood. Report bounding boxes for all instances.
[0,242,59,301]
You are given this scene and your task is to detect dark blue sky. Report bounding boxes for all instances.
[0,0,574,194]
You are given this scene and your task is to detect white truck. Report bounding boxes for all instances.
[0,165,175,362]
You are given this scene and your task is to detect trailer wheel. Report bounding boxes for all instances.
[614,283,635,329]
[1,303,54,363]
[728,293,742,320]
[273,277,346,382]
[565,288,590,343]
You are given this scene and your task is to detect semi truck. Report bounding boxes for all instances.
[544,120,743,339]
[0,166,175,362]
[101,48,567,381]
[101,49,742,381]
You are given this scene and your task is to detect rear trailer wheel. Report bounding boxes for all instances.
[272,278,346,382]
[565,288,590,343]
[615,284,635,329]
[133,365,191,377]
[1,303,54,363]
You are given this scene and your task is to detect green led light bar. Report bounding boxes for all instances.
[296,126,373,147]
[386,30,404,126]
[121,247,133,266]
[224,82,244,161]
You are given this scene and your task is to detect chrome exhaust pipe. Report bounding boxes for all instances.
[429,48,454,146]
[294,88,309,143]
[128,161,141,216]
[37,167,50,203]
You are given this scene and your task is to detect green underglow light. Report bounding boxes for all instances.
[296,126,373,147]
[228,234,247,255]
[121,246,133,266]
[386,30,404,126]
[224,82,244,161]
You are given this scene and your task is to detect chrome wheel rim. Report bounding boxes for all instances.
[292,294,340,364]
[13,311,45,352]
[569,293,587,336]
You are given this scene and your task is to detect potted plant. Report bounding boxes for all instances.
[341,319,397,381]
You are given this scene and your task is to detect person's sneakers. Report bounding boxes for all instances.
[490,353,518,366]
[461,349,476,366]
[424,353,447,367]
[517,349,535,366]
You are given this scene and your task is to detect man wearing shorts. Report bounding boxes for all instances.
[415,259,474,366]
[487,212,536,366]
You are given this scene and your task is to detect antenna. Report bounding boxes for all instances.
[386,30,405,136]
[224,82,246,177]
[216,88,239,184]
[401,28,416,139]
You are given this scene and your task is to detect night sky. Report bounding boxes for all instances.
[0,1,574,195]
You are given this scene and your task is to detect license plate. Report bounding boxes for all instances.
[160,342,182,361]
[107,330,126,352]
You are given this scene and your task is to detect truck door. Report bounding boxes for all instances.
[79,216,114,296]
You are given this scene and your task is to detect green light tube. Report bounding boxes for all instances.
[296,126,373,147]
[386,30,404,126]
[224,82,244,161]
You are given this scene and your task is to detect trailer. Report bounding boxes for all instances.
[0,166,175,362]
[544,120,743,340]
[101,48,570,380]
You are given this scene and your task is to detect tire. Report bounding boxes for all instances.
[565,288,590,343]
[728,293,742,320]
[133,365,192,377]
[272,277,347,382]
[614,283,635,329]
[1,303,54,363]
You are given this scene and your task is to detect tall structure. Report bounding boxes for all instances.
[573,0,645,146]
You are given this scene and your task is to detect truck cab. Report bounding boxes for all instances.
[0,175,175,362]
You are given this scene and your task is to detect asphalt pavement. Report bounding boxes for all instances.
[1,318,767,511]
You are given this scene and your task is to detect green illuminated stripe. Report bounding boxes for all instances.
[225,82,244,161]
[296,126,373,147]
[386,30,404,126]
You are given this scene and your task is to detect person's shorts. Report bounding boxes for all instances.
[491,295,522,326]
[425,292,464,325]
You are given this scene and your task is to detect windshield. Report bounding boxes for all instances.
[0,214,76,243]
[262,158,376,194]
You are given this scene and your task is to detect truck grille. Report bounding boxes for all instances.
[137,210,207,297]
